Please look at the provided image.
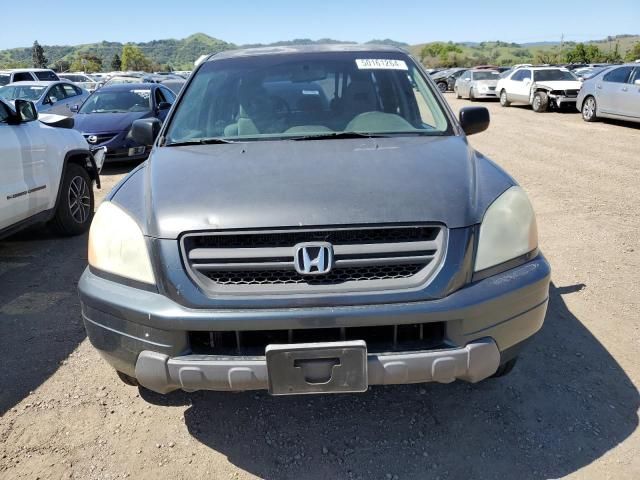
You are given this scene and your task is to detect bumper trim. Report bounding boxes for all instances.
[135,338,500,394]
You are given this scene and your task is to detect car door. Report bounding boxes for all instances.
[459,71,471,97]
[597,66,634,115]
[619,67,640,119]
[44,84,67,115]
[61,83,84,116]
[513,69,532,102]
[0,102,31,230]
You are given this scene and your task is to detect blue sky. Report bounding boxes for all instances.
[1,0,638,49]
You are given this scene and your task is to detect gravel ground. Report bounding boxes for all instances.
[1,95,638,480]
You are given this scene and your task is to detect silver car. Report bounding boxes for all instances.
[577,63,640,123]
[455,69,500,100]
[0,81,90,117]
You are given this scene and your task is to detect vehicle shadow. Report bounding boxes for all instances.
[176,282,638,480]
[0,227,89,415]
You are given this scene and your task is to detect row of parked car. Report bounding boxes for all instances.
[438,63,640,123]
[0,68,188,164]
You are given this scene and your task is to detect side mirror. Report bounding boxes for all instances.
[157,101,171,111]
[14,99,38,123]
[70,104,80,113]
[131,118,162,145]
[459,106,490,136]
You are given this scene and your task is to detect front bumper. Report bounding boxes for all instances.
[78,255,550,393]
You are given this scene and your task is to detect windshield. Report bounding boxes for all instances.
[534,69,577,82]
[78,88,151,114]
[0,75,9,87]
[0,85,45,101]
[473,71,500,80]
[165,53,451,143]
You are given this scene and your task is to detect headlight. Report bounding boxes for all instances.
[88,201,156,285]
[474,186,538,272]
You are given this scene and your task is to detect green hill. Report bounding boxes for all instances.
[0,33,637,71]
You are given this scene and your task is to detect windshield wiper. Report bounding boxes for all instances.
[290,132,389,141]
[164,137,235,147]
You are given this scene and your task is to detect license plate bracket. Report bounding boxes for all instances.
[266,341,367,395]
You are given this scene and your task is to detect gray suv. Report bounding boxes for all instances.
[78,45,550,396]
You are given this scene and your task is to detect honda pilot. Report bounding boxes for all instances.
[78,45,550,396]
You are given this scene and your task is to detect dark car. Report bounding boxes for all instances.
[78,45,549,396]
[72,83,176,162]
[431,67,468,92]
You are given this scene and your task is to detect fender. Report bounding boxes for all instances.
[52,149,101,217]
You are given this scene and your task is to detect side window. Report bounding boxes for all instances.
[62,84,79,98]
[161,87,176,103]
[48,84,66,102]
[630,68,640,85]
[511,70,523,81]
[35,70,58,81]
[603,67,633,84]
[521,70,532,81]
[0,102,10,123]
[13,72,33,82]
[154,88,166,105]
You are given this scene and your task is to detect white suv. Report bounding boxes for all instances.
[496,67,582,112]
[0,68,59,86]
[0,98,104,239]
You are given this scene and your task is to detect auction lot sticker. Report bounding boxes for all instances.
[356,59,408,70]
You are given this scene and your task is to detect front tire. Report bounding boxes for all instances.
[437,82,448,93]
[499,90,510,107]
[582,96,598,122]
[469,88,476,101]
[50,163,94,236]
[532,91,549,112]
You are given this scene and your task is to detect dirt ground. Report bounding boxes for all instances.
[1,95,638,480]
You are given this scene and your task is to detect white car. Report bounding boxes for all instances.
[0,68,59,86]
[0,98,104,239]
[58,73,100,93]
[496,67,582,112]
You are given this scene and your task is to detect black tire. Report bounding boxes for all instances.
[532,91,549,112]
[499,89,510,107]
[469,88,476,101]
[581,95,598,122]
[491,357,518,378]
[455,87,461,99]
[50,163,94,236]
[117,371,139,387]
[437,82,448,93]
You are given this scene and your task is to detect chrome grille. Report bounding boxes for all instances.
[83,133,117,145]
[181,225,446,294]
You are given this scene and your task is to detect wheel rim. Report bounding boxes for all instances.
[533,96,540,110]
[438,83,446,92]
[68,176,91,224]
[583,98,595,119]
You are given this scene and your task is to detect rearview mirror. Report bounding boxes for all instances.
[459,106,490,136]
[131,118,162,145]
[14,99,38,123]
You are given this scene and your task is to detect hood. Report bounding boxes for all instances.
[534,80,582,90]
[73,111,150,133]
[133,136,514,239]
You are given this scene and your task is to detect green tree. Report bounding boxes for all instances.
[70,53,103,73]
[625,42,640,62]
[111,53,122,71]
[32,40,48,68]
[121,44,152,71]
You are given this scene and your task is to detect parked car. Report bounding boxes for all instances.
[432,67,467,92]
[58,73,100,92]
[0,81,90,117]
[0,68,59,86]
[101,75,156,87]
[159,79,186,94]
[78,45,550,396]
[454,69,500,100]
[577,63,640,123]
[496,67,582,112]
[0,97,103,239]
[72,83,176,162]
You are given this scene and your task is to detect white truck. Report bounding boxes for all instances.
[0,98,104,239]
[496,66,582,112]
